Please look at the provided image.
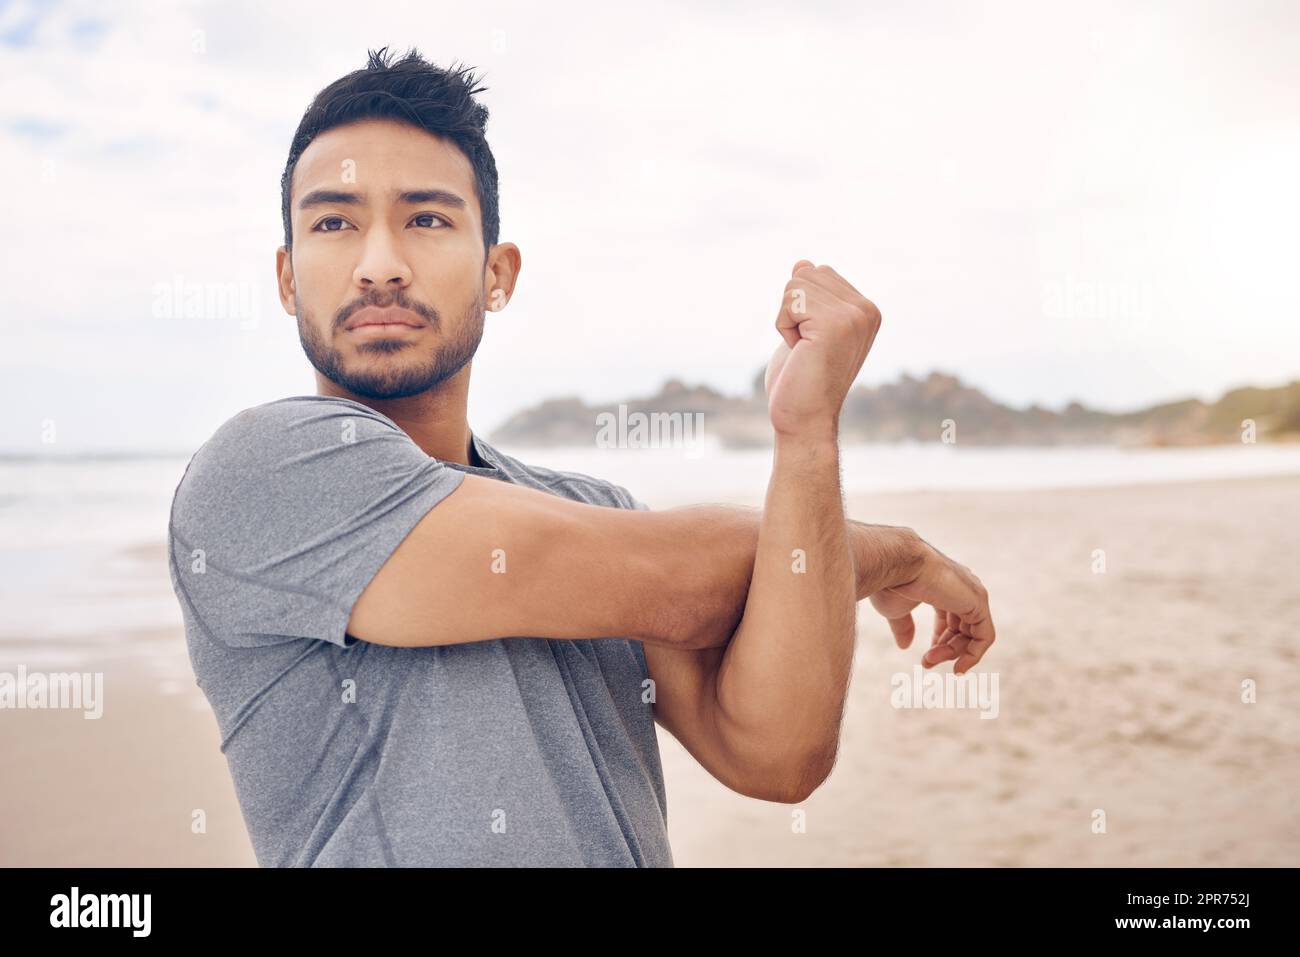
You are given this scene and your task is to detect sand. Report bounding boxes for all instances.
[2,474,1296,866]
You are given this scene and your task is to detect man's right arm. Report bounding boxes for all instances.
[347,474,760,650]
[347,462,992,656]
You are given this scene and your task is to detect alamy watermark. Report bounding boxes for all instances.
[151,274,261,329]
[1042,276,1154,325]
[890,665,999,719]
[595,404,706,452]
[0,666,104,719]
[49,887,150,937]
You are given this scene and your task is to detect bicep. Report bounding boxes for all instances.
[347,473,667,648]
[644,641,759,797]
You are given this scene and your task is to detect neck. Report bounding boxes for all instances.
[316,365,479,466]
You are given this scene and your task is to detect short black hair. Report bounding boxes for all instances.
[280,46,499,255]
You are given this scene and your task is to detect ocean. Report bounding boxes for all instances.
[2,441,1298,660]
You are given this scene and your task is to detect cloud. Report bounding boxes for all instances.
[2,0,1298,450]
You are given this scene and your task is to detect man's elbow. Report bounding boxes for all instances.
[784,752,836,803]
[740,749,836,804]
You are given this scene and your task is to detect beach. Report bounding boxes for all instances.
[1,472,1297,866]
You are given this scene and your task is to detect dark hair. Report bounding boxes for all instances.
[279,46,499,255]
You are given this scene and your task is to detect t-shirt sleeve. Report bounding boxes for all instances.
[612,483,651,513]
[167,396,467,649]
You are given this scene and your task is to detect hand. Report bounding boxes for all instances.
[765,260,882,439]
[867,538,997,675]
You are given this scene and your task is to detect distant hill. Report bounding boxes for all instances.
[489,368,1300,449]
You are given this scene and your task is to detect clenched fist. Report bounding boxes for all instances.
[764,260,881,439]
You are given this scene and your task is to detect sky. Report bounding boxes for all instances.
[1,0,1298,452]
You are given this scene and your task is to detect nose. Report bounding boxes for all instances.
[352,223,413,291]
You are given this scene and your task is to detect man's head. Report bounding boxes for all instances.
[276,47,519,401]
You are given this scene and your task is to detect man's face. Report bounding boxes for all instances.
[278,118,490,400]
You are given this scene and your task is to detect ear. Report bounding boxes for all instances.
[276,245,297,314]
[485,242,522,311]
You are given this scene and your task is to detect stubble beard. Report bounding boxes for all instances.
[296,288,486,400]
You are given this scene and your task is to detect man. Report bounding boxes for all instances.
[167,47,995,867]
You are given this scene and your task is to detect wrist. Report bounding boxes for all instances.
[773,420,838,445]
[773,423,840,465]
[852,523,929,595]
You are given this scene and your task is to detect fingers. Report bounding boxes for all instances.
[775,261,812,349]
[931,607,948,647]
[922,607,954,667]
[955,594,996,674]
[776,261,882,361]
[923,638,959,668]
[924,634,969,669]
[774,302,801,349]
[952,635,993,676]
[775,280,854,348]
[939,564,995,655]
[926,605,995,675]
[886,611,916,650]
[893,559,997,672]
[904,562,981,627]
[868,589,921,650]
[788,262,879,315]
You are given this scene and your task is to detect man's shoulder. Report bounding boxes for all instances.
[182,396,408,478]
[203,395,398,453]
[170,395,431,533]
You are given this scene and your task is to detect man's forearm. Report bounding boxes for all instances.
[700,430,856,799]
[639,505,915,649]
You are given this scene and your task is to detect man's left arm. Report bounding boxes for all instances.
[642,263,996,803]
[643,515,928,802]
[644,259,871,805]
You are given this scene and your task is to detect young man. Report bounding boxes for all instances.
[167,48,996,867]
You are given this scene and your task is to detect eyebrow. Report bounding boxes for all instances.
[297,188,468,211]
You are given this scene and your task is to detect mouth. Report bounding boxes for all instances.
[344,306,428,334]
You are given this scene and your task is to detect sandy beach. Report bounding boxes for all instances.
[2,473,1297,867]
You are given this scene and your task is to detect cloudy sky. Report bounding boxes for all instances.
[2,0,1297,452]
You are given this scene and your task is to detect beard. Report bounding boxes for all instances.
[296,287,486,400]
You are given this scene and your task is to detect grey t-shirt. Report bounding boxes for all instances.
[167,394,671,867]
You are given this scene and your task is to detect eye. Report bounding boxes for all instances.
[312,215,353,233]
[411,213,450,229]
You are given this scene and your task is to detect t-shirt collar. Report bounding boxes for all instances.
[464,430,501,474]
